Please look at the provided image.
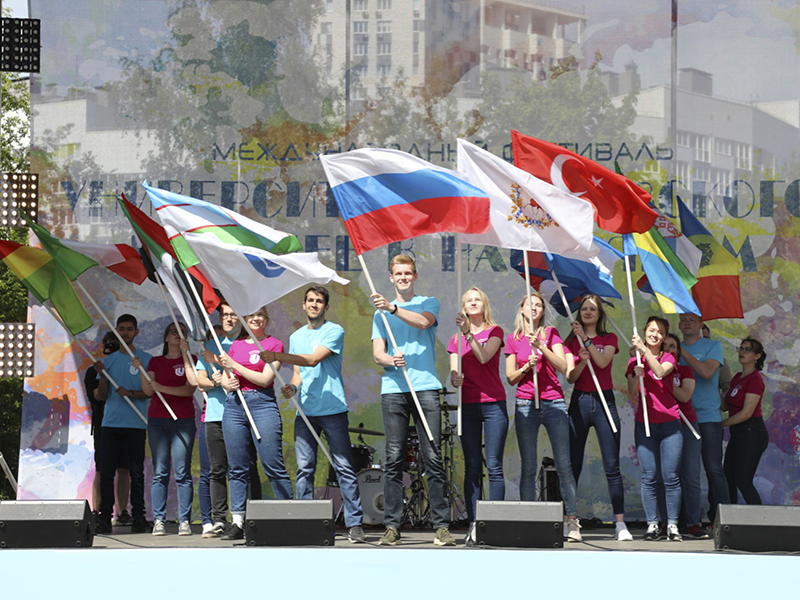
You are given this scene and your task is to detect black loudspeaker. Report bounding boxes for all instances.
[475,501,564,548]
[0,500,94,549]
[244,500,334,547]
[714,504,800,552]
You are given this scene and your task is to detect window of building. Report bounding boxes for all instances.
[413,19,423,31]
[377,0,391,10]
[733,142,750,170]
[351,86,366,100]
[378,42,391,55]
[676,131,689,147]
[353,63,368,77]
[353,0,368,10]
[88,203,103,224]
[505,12,520,31]
[326,0,333,12]
[377,63,391,78]
[354,43,368,56]
[714,138,731,156]
[413,32,419,54]
[354,21,368,33]
[321,22,331,34]
[377,20,392,33]
[690,134,710,163]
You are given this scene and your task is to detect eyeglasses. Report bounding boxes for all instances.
[221,313,237,320]
[167,329,184,336]
[737,346,754,353]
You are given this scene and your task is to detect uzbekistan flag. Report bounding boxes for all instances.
[320,148,491,255]
[677,197,743,320]
[0,240,93,335]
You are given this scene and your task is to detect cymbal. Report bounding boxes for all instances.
[348,426,385,437]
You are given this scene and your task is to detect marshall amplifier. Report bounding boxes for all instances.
[245,499,335,547]
[475,501,564,548]
[0,500,94,549]
[714,504,800,552]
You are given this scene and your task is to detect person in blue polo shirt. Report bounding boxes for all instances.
[679,312,730,525]
[93,314,153,534]
[260,285,365,544]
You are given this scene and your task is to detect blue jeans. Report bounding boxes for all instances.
[568,390,624,515]
[699,421,730,521]
[460,401,508,522]
[515,399,577,515]
[197,420,212,525]
[382,390,449,529]
[148,417,196,523]
[295,411,363,528]
[680,422,702,526]
[635,420,682,525]
[223,390,293,514]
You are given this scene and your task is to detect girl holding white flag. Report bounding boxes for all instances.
[505,292,580,542]
[448,287,507,547]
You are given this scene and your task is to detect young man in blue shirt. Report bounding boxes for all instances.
[260,286,365,543]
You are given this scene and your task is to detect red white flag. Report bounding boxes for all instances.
[59,239,148,284]
[511,130,657,234]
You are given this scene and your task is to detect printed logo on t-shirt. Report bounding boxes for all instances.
[175,366,185,377]
[673,374,681,386]
[129,365,138,375]
[249,352,260,365]
[731,386,740,397]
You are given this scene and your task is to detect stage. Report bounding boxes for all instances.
[1,524,794,600]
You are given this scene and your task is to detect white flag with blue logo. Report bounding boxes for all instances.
[184,232,349,316]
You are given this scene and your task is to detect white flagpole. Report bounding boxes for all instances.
[456,234,463,436]
[153,270,207,412]
[75,280,178,421]
[356,254,434,441]
[624,255,650,437]
[521,251,539,410]
[41,304,147,425]
[0,451,17,494]
[236,316,333,464]
[548,269,618,434]
[182,275,261,440]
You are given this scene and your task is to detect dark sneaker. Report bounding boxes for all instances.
[221,523,244,541]
[643,524,659,541]
[131,516,153,534]
[203,522,226,539]
[658,525,668,540]
[348,526,366,543]
[667,524,683,542]
[687,524,710,540]
[378,527,401,546]
[433,527,456,547]
[95,515,112,535]
[116,510,133,526]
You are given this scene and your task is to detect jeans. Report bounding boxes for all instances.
[198,420,212,525]
[724,418,769,505]
[680,422,702,525]
[636,420,682,525]
[295,411,363,528]
[382,390,449,529]
[99,427,146,519]
[460,401,508,522]
[515,399,577,515]
[568,390,624,515]
[223,389,293,514]
[699,421,730,521]
[148,417,196,523]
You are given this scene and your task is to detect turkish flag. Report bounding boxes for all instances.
[511,130,657,234]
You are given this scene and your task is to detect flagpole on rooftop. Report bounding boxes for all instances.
[75,280,179,421]
[522,251,540,410]
[456,234,463,436]
[623,255,651,437]
[357,254,434,442]
[42,303,148,426]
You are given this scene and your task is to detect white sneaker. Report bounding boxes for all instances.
[152,520,166,536]
[465,522,477,547]
[178,521,192,536]
[565,517,582,543]
[616,526,634,541]
[202,523,214,535]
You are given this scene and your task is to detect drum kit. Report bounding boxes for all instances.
[324,389,467,527]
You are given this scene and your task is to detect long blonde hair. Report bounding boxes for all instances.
[461,287,496,328]
[512,291,546,340]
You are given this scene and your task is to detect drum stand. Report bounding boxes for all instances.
[441,407,467,524]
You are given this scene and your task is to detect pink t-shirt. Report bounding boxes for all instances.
[726,371,765,418]
[505,327,564,401]
[146,355,197,420]
[228,337,283,392]
[447,326,505,404]
[626,353,679,423]
[673,364,697,423]
[565,332,618,392]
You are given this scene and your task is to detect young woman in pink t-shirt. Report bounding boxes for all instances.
[721,337,769,505]
[505,292,580,542]
[448,287,507,546]
[626,316,681,541]
[564,294,631,541]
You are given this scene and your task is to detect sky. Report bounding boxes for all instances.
[4,0,28,17]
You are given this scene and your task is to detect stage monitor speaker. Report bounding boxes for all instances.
[475,501,564,548]
[714,504,800,552]
[245,500,334,547]
[0,500,93,549]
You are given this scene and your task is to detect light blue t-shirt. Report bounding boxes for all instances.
[289,320,347,417]
[195,337,234,423]
[371,295,441,394]
[680,337,724,423]
[101,349,153,429]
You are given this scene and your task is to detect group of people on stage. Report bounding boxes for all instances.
[85,254,770,546]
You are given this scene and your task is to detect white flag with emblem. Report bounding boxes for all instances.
[457,139,598,259]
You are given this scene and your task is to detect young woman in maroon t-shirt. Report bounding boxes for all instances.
[721,337,769,505]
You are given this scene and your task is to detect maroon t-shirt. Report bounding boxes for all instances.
[626,353,679,423]
[673,364,697,422]
[565,332,618,392]
[726,371,765,419]
[147,354,197,420]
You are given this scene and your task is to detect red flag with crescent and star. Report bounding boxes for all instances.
[511,130,657,234]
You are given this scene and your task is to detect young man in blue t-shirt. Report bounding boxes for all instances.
[260,286,365,543]
[93,314,153,534]
[370,255,454,546]
[679,313,730,526]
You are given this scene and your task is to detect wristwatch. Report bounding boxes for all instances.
[584,338,593,348]
[390,304,398,314]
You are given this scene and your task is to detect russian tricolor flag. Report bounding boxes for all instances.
[321,148,491,255]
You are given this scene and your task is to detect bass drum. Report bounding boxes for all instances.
[358,468,385,526]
